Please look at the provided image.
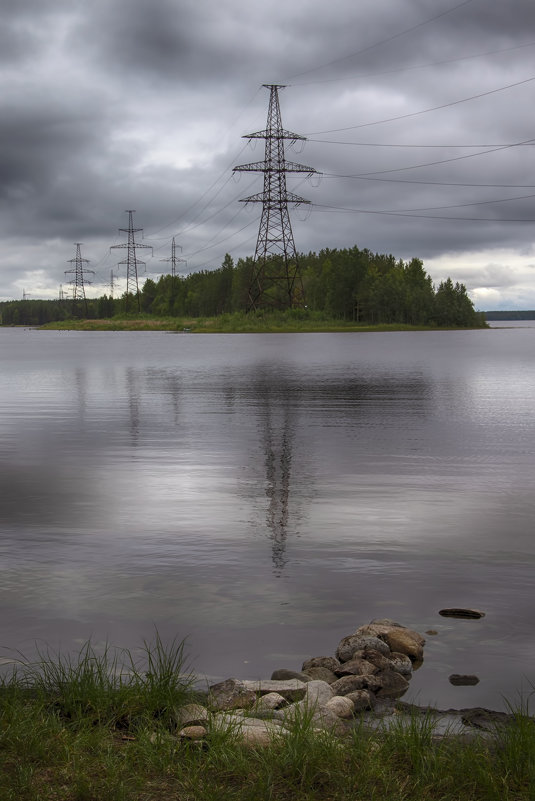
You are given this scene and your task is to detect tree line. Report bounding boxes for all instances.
[0,245,485,327]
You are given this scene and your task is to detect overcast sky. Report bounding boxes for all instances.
[1,0,535,309]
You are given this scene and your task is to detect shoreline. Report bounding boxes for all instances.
[33,317,489,333]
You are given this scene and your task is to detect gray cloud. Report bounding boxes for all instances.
[1,0,535,307]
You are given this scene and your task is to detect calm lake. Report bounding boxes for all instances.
[1,324,534,710]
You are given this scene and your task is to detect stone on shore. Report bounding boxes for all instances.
[387,652,413,676]
[173,703,210,728]
[335,634,390,663]
[330,673,384,695]
[301,656,340,673]
[374,669,410,699]
[356,623,425,662]
[345,689,376,711]
[333,656,377,676]
[208,679,257,711]
[241,679,307,702]
[253,692,287,711]
[270,669,312,682]
[303,679,334,707]
[324,695,355,719]
[179,725,207,740]
[303,666,338,684]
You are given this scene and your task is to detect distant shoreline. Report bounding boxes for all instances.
[35,318,489,333]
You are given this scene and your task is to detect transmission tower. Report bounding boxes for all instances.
[111,210,153,312]
[160,236,186,278]
[233,84,319,311]
[65,243,94,316]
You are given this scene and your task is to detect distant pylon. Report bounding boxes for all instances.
[65,243,94,316]
[160,237,186,278]
[111,210,153,312]
[233,84,319,311]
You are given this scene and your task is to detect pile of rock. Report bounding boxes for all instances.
[176,619,425,745]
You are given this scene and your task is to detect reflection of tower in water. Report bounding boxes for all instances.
[260,385,296,574]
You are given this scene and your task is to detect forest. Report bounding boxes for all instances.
[0,245,485,328]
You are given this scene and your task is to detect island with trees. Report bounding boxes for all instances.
[0,246,486,330]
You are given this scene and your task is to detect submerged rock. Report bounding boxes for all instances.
[449,674,480,686]
[439,608,485,619]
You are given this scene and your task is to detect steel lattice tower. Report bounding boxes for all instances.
[233,84,318,311]
[65,243,94,316]
[160,236,186,278]
[111,210,153,312]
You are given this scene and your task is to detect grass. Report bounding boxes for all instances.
[0,637,533,799]
[39,310,488,333]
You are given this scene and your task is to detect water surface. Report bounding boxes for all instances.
[1,325,534,710]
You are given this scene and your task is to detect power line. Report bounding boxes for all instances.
[312,202,535,223]
[288,0,475,80]
[306,75,535,135]
[329,137,535,178]
[309,138,535,149]
[291,40,535,87]
[323,173,535,189]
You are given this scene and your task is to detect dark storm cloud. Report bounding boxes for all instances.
[0,0,535,306]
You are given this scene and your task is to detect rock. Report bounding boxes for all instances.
[303,679,334,707]
[212,712,286,730]
[359,622,425,647]
[355,648,394,672]
[370,618,406,629]
[439,608,485,619]
[240,726,278,747]
[336,634,390,662]
[303,666,338,684]
[330,674,381,696]
[172,703,209,728]
[283,702,348,734]
[334,656,377,676]
[301,656,340,673]
[271,669,311,682]
[426,630,438,635]
[356,624,424,662]
[178,725,207,740]
[253,692,287,711]
[374,669,410,699]
[212,713,287,746]
[324,695,355,719]
[460,707,511,731]
[208,679,257,711]
[241,679,306,702]
[449,674,480,686]
[387,652,413,677]
[345,690,376,711]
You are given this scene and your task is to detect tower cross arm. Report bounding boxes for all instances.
[110,242,153,252]
[240,191,311,205]
[234,160,319,175]
[242,128,307,142]
[233,160,266,173]
[283,160,319,175]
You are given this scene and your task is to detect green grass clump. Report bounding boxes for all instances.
[0,636,534,799]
